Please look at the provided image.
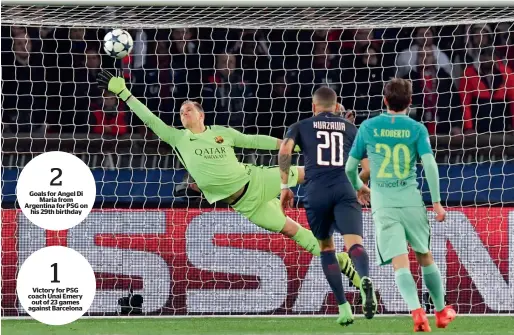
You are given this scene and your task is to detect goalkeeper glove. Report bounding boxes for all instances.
[97,71,132,102]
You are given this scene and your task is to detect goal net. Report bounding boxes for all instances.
[2,4,514,317]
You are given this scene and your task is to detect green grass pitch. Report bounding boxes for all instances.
[2,316,514,335]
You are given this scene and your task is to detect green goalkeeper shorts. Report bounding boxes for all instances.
[372,206,430,266]
[231,165,299,233]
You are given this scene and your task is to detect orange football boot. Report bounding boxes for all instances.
[412,308,431,332]
[435,305,456,328]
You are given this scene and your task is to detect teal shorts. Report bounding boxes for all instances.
[231,165,299,233]
[372,207,430,266]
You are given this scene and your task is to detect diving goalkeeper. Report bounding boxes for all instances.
[97,71,360,286]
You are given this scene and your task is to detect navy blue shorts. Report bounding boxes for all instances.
[303,182,363,240]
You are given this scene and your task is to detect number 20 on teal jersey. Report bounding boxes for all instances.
[375,143,411,179]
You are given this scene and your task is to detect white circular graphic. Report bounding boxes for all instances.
[16,151,96,231]
[17,246,96,326]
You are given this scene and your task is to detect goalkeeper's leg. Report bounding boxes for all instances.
[231,165,360,287]
[260,164,359,286]
[234,199,360,288]
[281,216,360,288]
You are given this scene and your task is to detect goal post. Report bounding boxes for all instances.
[1,2,514,318]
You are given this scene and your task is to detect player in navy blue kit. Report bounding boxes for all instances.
[278,87,377,325]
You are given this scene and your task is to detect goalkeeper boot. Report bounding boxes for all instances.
[412,308,431,332]
[336,302,354,327]
[435,305,456,329]
[360,276,377,319]
[336,252,360,288]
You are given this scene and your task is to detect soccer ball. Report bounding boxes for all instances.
[103,29,133,59]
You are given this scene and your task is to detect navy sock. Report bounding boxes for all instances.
[320,250,347,304]
[348,244,369,278]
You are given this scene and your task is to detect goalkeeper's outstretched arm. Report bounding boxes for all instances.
[97,71,181,146]
[224,127,281,150]
[224,127,303,153]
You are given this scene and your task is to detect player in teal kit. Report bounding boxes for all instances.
[96,71,360,287]
[345,79,456,332]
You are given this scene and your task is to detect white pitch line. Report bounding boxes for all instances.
[157,334,500,335]
[2,313,514,321]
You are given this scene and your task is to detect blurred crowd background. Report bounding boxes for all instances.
[2,23,514,140]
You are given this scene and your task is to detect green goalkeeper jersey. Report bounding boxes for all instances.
[348,113,434,211]
[125,98,279,203]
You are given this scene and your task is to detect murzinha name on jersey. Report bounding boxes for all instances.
[312,121,346,131]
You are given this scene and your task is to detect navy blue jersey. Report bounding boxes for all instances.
[285,112,360,186]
